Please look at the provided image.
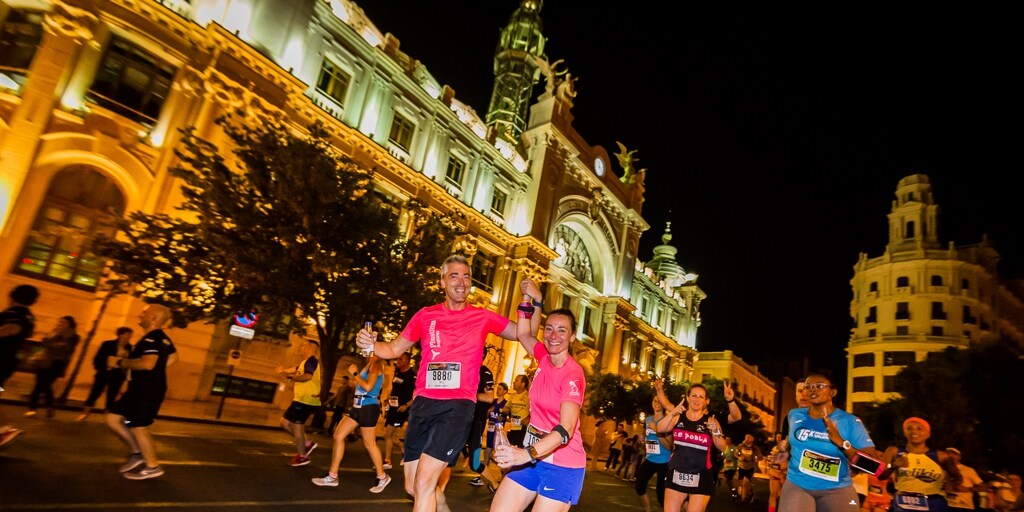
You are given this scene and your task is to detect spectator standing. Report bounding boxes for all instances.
[946,447,984,512]
[0,284,39,450]
[105,304,177,480]
[276,339,321,467]
[382,351,416,469]
[77,327,133,422]
[504,374,531,447]
[605,423,625,470]
[616,434,637,479]
[25,316,80,419]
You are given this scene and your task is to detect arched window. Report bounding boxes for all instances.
[14,167,125,290]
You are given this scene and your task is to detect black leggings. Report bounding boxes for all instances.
[635,459,668,504]
[29,361,67,410]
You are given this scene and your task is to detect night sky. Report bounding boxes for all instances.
[357,3,1023,381]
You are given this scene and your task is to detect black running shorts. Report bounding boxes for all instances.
[403,397,474,465]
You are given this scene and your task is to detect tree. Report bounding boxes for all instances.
[95,113,462,400]
[860,339,1024,473]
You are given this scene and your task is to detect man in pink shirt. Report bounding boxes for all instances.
[356,254,523,512]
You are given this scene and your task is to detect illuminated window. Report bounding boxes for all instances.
[388,113,414,151]
[316,58,351,106]
[0,9,44,92]
[883,351,915,366]
[470,251,497,293]
[490,189,507,218]
[14,167,125,290]
[88,36,176,126]
[445,157,465,187]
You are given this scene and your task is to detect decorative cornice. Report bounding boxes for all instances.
[44,1,97,42]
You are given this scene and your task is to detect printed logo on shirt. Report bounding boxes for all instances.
[568,380,580,397]
[794,427,830,442]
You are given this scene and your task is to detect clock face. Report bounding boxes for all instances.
[594,157,606,176]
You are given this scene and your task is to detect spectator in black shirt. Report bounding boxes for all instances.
[76,327,134,422]
[0,284,39,450]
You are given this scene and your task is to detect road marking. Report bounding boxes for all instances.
[0,498,412,510]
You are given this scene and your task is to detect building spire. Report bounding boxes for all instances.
[484,0,546,146]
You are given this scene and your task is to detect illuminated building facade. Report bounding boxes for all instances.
[846,174,1024,414]
[691,350,777,432]
[0,0,706,414]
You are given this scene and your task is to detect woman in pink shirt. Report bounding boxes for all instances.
[491,279,587,512]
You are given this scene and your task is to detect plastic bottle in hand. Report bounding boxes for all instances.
[361,321,374,356]
[492,424,509,460]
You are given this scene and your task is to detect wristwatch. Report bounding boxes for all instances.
[841,440,852,450]
[527,445,541,461]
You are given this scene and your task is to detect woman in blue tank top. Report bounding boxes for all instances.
[313,354,391,493]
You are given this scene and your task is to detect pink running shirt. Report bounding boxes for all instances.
[526,348,587,468]
[400,303,510,401]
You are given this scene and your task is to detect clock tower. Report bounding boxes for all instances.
[484,0,546,147]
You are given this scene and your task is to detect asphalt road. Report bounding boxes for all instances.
[0,410,769,511]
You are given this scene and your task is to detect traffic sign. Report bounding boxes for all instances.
[229,325,254,339]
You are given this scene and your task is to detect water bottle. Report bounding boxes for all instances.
[492,423,509,459]
[361,321,374,357]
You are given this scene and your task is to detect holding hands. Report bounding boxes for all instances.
[520,278,542,302]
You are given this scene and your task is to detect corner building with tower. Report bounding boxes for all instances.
[845,174,1024,414]
[0,0,722,425]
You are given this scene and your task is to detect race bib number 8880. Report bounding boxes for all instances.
[425,362,461,389]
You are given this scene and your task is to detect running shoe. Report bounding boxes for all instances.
[469,477,485,486]
[312,474,339,487]
[119,453,145,473]
[123,465,164,480]
[304,441,318,457]
[290,455,311,466]
[383,460,393,470]
[0,428,24,450]
[369,474,392,493]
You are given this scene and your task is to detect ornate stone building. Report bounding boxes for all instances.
[0,0,709,415]
[846,174,1024,415]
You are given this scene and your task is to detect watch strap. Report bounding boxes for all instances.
[527,445,540,461]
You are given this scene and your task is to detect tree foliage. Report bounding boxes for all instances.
[95,113,462,398]
[859,339,1024,473]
